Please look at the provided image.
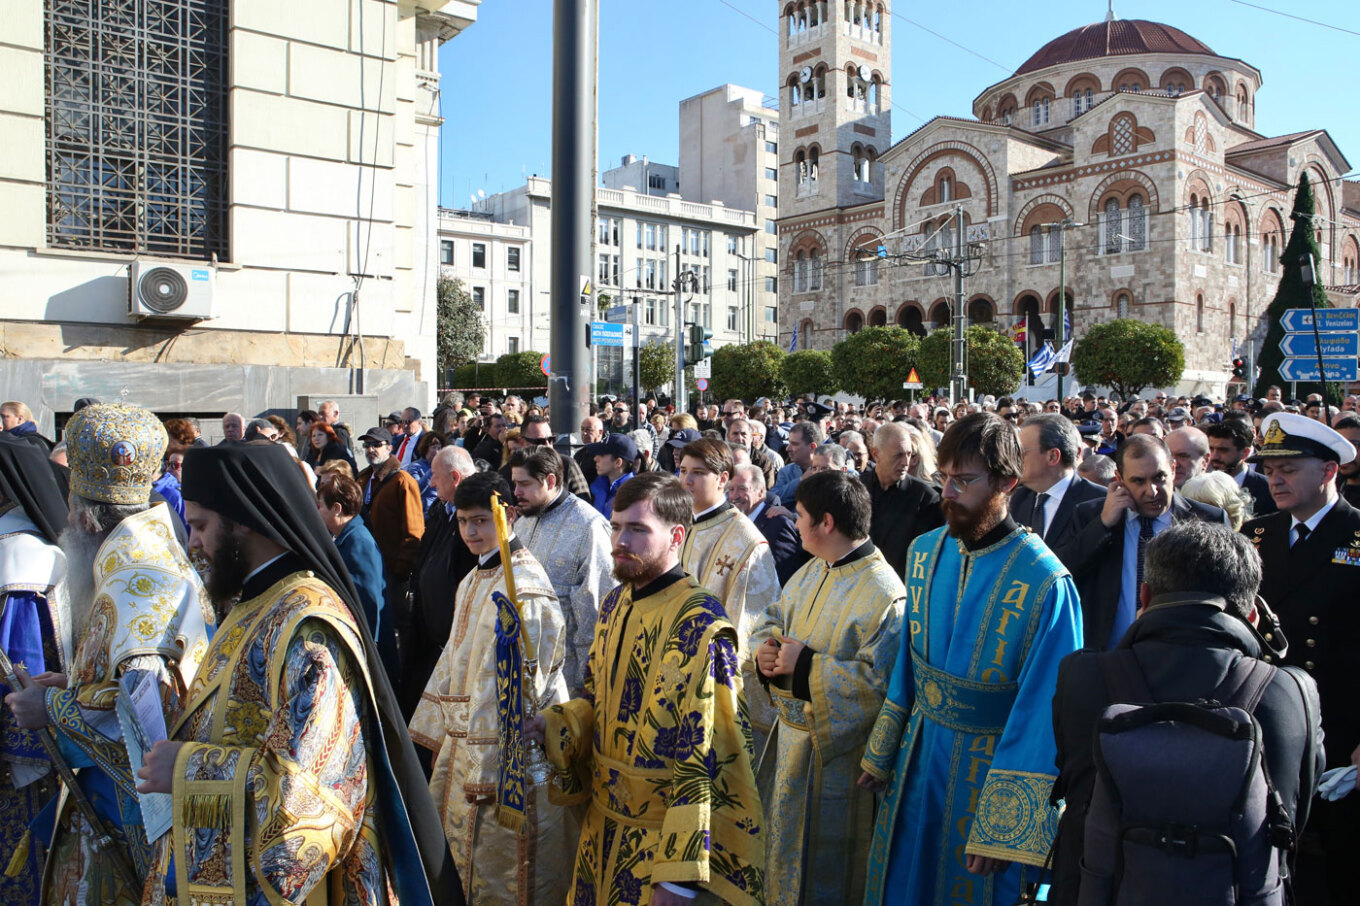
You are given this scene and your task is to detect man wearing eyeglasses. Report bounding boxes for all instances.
[859,413,1083,906]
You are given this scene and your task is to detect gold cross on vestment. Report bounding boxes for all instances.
[714,555,737,576]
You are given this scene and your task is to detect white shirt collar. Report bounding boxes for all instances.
[748,500,766,522]
[1043,471,1075,502]
[243,552,288,585]
[1291,496,1337,534]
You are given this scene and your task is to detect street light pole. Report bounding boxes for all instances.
[1051,219,1082,402]
[951,204,968,403]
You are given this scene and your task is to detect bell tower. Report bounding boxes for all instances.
[777,0,891,217]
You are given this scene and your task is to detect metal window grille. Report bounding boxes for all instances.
[46,0,229,258]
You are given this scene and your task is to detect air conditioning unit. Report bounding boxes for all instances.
[128,261,216,320]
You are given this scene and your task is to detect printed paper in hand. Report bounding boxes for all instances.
[115,670,172,843]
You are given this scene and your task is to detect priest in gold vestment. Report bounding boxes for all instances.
[4,404,212,906]
[134,443,463,906]
[676,438,780,749]
[751,471,905,906]
[528,472,766,906]
[409,471,571,905]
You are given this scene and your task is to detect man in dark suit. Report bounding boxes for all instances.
[1054,433,1228,650]
[860,421,943,577]
[1011,413,1106,551]
[727,462,809,586]
[1241,412,1360,905]
[1204,417,1276,517]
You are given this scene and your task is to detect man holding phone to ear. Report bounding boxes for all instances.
[1054,433,1228,649]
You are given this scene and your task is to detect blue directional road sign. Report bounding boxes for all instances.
[1280,308,1360,333]
[1279,332,1360,357]
[1278,357,1360,383]
[590,321,624,347]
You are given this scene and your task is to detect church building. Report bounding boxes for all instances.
[776,2,1360,394]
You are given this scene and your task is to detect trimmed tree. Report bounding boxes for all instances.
[436,275,486,381]
[1071,319,1185,399]
[917,326,1026,397]
[782,349,840,396]
[494,351,548,391]
[1253,172,1337,402]
[830,326,921,400]
[639,339,676,394]
[710,341,787,402]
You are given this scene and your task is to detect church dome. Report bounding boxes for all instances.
[1015,19,1217,75]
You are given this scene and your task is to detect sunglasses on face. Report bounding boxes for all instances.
[363,441,388,449]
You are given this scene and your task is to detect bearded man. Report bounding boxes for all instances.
[0,435,68,904]
[858,413,1084,906]
[134,443,462,906]
[5,403,212,905]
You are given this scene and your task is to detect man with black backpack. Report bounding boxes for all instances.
[1049,522,1323,906]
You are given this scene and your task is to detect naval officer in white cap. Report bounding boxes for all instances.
[1241,410,1359,904]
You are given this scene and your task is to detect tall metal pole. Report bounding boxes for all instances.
[631,294,640,404]
[674,244,686,413]
[1056,223,1068,402]
[548,0,596,437]
[951,204,967,402]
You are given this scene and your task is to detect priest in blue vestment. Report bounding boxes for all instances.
[859,412,1083,906]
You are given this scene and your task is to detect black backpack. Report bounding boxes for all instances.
[1077,652,1296,906]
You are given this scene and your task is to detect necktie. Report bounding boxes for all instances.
[1293,524,1311,548]
[1031,492,1050,536]
[1135,515,1154,589]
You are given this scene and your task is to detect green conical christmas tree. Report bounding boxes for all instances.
[1253,172,1337,402]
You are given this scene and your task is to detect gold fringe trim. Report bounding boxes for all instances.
[5,830,30,877]
[184,792,233,828]
[496,804,527,834]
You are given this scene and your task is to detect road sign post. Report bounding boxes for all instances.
[1278,358,1360,383]
[1280,308,1360,334]
[1278,308,1358,395]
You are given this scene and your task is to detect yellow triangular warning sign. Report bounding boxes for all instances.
[906,367,921,384]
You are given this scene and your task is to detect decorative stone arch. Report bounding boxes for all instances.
[966,294,995,324]
[896,301,926,335]
[1086,170,1160,222]
[1203,71,1229,101]
[1024,82,1056,106]
[895,142,1000,224]
[844,225,885,260]
[1259,206,1286,237]
[920,166,973,206]
[1342,234,1360,264]
[1184,111,1217,155]
[797,318,814,350]
[1013,194,1074,236]
[868,305,888,327]
[1111,68,1148,92]
[1092,111,1156,157]
[1234,81,1252,123]
[1045,288,1075,329]
[1183,170,1215,206]
[1159,67,1194,94]
[788,228,828,257]
[844,309,865,334]
[1012,290,1048,316]
[981,104,994,122]
[929,298,951,330]
[1222,197,1248,231]
[1301,160,1335,219]
[1226,296,1238,340]
[994,92,1018,121]
[1064,72,1102,97]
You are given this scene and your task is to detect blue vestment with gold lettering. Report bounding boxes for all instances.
[861,524,1082,906]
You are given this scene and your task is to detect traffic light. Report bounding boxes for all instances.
[687,323,713,363]
[1232,357,1246,380]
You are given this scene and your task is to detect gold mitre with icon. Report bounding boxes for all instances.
[66,403,168,504]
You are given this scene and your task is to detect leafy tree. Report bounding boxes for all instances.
[436,275,486,380]
[710,341,787,402]
[494,351,548,390]
[782,350,840,396]
[1071,319,1185,399]
[917,326,1026,397]
[1254,172,1338,402]
[639,339,676,393]
[831,327,920,400]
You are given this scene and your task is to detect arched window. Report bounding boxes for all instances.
[845,311,864,334]
[1196,294,1206,333]
[968,298,993,324]
[1104,198,1123,254]
[794,250,807,292]
[809,248,823,291]
[1032,96,1050,127]
[1126,195,1146,250]
[1200,198,1213,252]
[1073,88,1094,116]
[1229,301,1237,340]
[1116,292,1131,319]
[1029,225,1044,265]
[939,173,952,202]
[868,77,880,113]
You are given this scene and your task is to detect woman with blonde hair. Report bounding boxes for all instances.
[1181,470,1254,530]
[902,423,938,485]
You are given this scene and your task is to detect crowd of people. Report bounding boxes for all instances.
[0,380,1354,905]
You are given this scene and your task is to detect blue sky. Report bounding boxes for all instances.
[437,0,1360,207]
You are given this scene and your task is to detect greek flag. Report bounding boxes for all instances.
[1065,307,1072,336]
[1053,337,1075,365]
[787,323,799,352]
[1027,342,1056,378]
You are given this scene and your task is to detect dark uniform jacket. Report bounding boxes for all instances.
[1049,602,1323,906]
[750,492,810,586]
[858,468,943,578]
[1244,496,1360,766]
[1011,474,1106,552]
[1241,468,1277,517]
[1055,494,1229,649]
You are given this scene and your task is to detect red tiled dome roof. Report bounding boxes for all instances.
[1015,19,1216,75]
